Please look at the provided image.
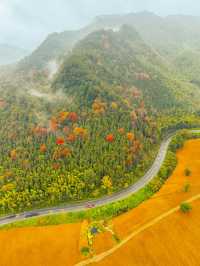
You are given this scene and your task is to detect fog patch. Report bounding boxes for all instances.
[104,26,120,32]
[47,60,59,79]
[29,89,47,98]
[29,88,75,105]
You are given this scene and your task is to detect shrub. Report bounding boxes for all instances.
[184,168,191,177]
[183,183,190,193]
[80,246,90,256]
[180,202,192,213]
[112,234,121,243]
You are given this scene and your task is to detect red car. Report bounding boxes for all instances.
[86,203,95,209]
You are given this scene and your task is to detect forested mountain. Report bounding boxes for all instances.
[18,31,82,71]
[91,13,200,81]
[16,12,200,86]
[53,25,200,113]
[89,12,200,62]
[90,13,200,86]
[0,44,28,66]
[172,49,200,85]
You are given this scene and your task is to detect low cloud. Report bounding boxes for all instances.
[0,0,199,50]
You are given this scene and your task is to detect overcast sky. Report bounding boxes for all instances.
[0,0,199,50]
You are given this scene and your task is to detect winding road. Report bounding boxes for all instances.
[0,130,199,226]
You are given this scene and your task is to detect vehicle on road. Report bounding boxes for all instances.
[86,203,95,209]
[5,214,16,219]
[24,212,39,218]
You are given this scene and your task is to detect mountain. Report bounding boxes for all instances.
[90,13,200,84]
[16,12,200,85]
[0,44,28,66]
[18,31,82,71]
[91,12,200,55]
[53,25,200,114]
[172,49,200,85]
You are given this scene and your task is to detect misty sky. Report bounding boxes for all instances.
[0,0,199,50]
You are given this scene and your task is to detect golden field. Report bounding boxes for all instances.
[0,139,200,266]
[0,222,82,266]
[89,199,200,266]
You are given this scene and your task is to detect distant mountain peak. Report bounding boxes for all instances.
[0,44,28,66]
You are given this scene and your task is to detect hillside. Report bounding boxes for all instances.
[0,44,28,66]
[15,12,200,85]
[90,13,200,86]
[173,49,200,85]
[17,30,83,73]
[53,25,200,113]
[90,12,200,56]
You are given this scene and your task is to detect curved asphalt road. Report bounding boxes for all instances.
[0,130,199,226]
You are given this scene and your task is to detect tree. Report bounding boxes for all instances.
[102,176,112,191]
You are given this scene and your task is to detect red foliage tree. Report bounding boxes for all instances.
[67,134,77,143]
[49,117,58,132]
[56,137,65,145]
[68,112,78,123]
[40,144,47,153]
[61,147,71,158]
[0,99,6,109]
[33,127,48,136]
[105,134,115,143]
[52,163,61,170]
[63,126,70,134]
[118,128,125,135]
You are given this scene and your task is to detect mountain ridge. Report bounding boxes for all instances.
[53,25,200,114]
[15,11,200,81]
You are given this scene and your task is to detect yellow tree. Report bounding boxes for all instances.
[102,176,112,191]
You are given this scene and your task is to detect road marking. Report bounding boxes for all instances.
[75,193,200,266]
